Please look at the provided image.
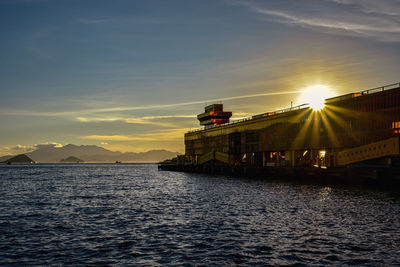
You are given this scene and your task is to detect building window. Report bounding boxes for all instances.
[393,121,400,134]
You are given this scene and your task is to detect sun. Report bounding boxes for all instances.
[299,85,335,111]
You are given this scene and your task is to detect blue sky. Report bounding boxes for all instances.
[1,0,400,154]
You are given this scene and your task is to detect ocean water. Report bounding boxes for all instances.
[0,164,399,266]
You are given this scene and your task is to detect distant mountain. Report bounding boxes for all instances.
[19,144,180,163]
[60,156,84,163]
[81,149,181,163]
[2,154,35,164]
[27,144,118,161]
[0,155,13,162]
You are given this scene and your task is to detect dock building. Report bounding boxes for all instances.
[184,83,400,168]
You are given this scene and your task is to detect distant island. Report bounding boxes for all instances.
[60,156,84,163]
[0,144,180,163]
[1,154,35,164]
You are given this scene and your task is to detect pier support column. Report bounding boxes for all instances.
[285,150,296,167]
[291,150,295,167]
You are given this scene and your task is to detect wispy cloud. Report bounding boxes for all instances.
[1,90,301,117]
[0,142,61,156]
[0,110,76,117]
[77,16,164,26]
[34,142,63,149]
[3,144,35,154]
[325,0,400,16]
[76,115,194,122]
[83,128,190,142]
[76,115,195,127]
[235,0,400,41]
[85,90,302,114]
[0,0,50,4]
[78,18,111,24]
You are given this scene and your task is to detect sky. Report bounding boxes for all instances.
[1,0,400,155]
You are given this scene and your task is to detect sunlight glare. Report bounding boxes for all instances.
[299,85,335,111]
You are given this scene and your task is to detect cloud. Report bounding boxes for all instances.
[100,142,108,145]
[78,18,111,24]
[12,144,35,153]
[0,110,75,117]
[77,17,162,25]
[34,142,63,149]
[82,128,190,142]
[1,90,301,118]
[0,144,35,155]
[76,115,195,127]
[325,0,400,16]
[12,144,28,151]
[235,0,400,41]
[84,135,151,141]
[0,0,50,4]
[84,90,302,114]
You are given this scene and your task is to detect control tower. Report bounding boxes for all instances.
[197,104,232,126]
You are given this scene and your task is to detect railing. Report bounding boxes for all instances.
[360,82,400,95]
[326,82,400,104]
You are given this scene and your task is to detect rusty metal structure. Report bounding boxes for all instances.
[185,83,400,168]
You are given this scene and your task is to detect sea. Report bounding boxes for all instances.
[0,164,399,266]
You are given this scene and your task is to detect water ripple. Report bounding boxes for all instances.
[0,164,399,265]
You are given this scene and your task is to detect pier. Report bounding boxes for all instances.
[160,83,400,187]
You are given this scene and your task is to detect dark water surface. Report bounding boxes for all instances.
[0,164,399,266]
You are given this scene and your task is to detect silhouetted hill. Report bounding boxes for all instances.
[2,154,35,164]
[21,144,180,163]
[60,156,84,163]
[28,144,118,161]
[0,155,13,162]
[82,149,181,163]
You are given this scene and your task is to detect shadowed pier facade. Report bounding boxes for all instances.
[160,83,400,185]
[184,83,400,169]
